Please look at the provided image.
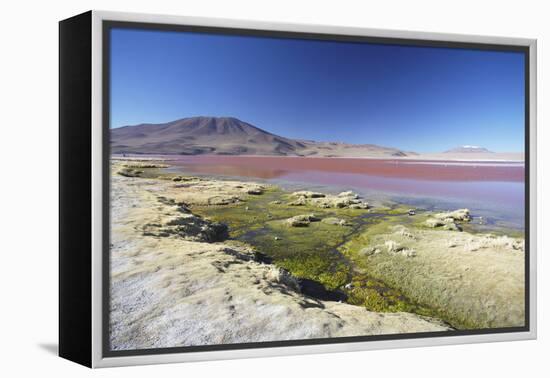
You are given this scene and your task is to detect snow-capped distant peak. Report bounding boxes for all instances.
[444,145,493,153]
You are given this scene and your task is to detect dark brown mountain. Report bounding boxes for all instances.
[111,116,409,157]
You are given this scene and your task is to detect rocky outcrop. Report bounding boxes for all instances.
[321,217,348,226]
[117,167,144,177]
[142,213,229,242]
[291,191,326,198]
[158,177,267,207]
[289,190,370,209]
[288,196,307,206]
[393,226,416,239]
[426,218,445,228]
[247,188,264,195]
[171,175,198,182]
[383,240,416,257]
[359,246,381,256]
[338,191,359,198]
[426,208,470,231]
[434,209,472,222]
[442,222,462,231]
[265,265,301,292]
[462,234,524,253]
[385,240,403,253]
[286,214,321,227]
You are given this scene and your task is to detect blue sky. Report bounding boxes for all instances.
[110,28,525,153]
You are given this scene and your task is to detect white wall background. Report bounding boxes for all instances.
[0,0,546,376]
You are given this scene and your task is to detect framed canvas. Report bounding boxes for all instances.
[59,10,537,368]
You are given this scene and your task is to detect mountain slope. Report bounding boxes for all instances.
[111,116,408,157]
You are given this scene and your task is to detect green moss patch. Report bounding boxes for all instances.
[192,189,446,320]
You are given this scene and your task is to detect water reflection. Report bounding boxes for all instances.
[165,155,525,230]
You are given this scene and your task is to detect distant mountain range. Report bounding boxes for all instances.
[111,116,413,158]
[444,145,493,154]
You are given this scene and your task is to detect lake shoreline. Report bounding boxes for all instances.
[109,159,525,349]
[110,160,452,350]
[114,154,525,231]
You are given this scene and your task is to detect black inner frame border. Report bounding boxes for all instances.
[102,20,531,358]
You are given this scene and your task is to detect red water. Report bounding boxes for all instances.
[167,155,524,182]
[160,155,525,228]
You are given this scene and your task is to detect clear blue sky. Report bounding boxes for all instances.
[109,28,525,153]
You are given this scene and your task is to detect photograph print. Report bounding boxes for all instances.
[107,24,527,354]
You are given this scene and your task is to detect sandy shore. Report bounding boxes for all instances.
[109,162,451,350]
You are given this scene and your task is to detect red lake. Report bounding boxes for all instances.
[146,155,525,230]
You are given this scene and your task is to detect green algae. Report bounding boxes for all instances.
[344,272,435,316]
[277,255,350,291]
[192,188,358,291]
[191,187,445,321]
